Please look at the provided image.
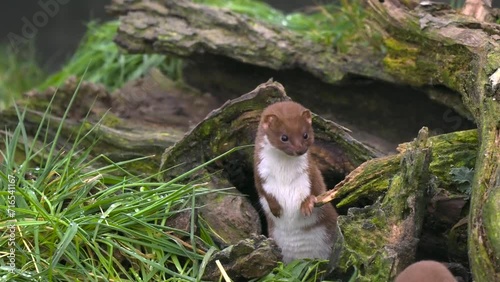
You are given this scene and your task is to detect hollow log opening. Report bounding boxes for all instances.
[183,54,476,155]
[417,195,471,279]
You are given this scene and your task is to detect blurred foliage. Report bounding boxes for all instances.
[0,21,183,110]
[449,0,466,9]
[0,45,46,110]
[38,21,182,92]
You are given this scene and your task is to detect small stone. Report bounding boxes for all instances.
[202,235,282,280]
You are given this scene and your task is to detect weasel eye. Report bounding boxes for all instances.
[280,134,289,142]
[303,133,309,139]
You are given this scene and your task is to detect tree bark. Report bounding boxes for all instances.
[0,77,183,171]
[367,0,500,280]
[324,128,433,281]
[107,0,391,85]
[318,129,477,210]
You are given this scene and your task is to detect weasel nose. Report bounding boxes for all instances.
[295,147,308,156]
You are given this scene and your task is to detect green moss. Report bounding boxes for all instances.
[382,38,420,84]
[100,113,122,128]
[337,130,477,211]
[487,52,500,72]
[484,186,500,257]
[383,38,418,54]
[428,130,478,189]
[337,178,390,208]
[337,156,400,208]
[383,174,406,213]
[382,27,474,93]
[213,192,227,204]
[338,203,392,280]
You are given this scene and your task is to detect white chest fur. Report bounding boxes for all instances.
[257,136,330,262]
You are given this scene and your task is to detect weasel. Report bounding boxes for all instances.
[395,261,456,282]
[253,101,338,263]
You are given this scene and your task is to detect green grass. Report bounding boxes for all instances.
[253,259,331,282]
[0,77,218,281]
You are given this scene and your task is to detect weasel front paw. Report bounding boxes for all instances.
[300,195,317,216]
[270,205,282,218]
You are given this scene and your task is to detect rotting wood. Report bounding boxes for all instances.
[334,127,433,281]
[316,129,477,209]
[0,77,479,280]
[107,0,391,85]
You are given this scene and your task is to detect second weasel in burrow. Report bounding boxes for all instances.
[253,101,338,263]
[395,260,456,282]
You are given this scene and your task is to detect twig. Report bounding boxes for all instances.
[315,187,340,207]
[216,259,232,282]
[166,232,206,255]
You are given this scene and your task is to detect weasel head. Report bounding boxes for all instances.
[395,261,456,282]
[259,101,314,157]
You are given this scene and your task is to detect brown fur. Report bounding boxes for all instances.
[395,261,456,282]
[253,101,338,248]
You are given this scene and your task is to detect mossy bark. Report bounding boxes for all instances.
[0,108,179,163]
[0,78,183,173]
[319,129,476,211]
[334,128,432,281]
[325,129,475,278]
[367,0,500,279]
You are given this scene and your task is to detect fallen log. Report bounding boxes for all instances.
[316,129,478,209]
[108,0,391,85]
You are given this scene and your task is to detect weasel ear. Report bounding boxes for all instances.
[302,110,312,125]
[262,114,276,130]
